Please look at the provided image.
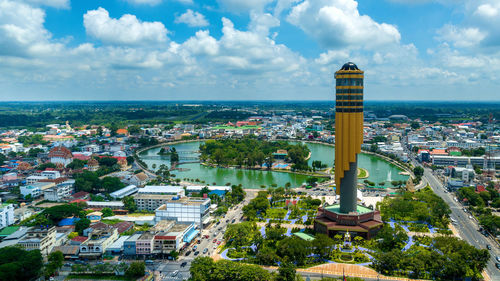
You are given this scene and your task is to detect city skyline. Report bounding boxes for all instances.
[1,0,500,101]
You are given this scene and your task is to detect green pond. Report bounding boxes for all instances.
[139,141,408,189]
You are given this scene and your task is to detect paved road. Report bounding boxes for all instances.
[423,168,500,280]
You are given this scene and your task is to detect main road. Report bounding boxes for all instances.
[423,167,499,280]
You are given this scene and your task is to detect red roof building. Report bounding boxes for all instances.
[48,146,73,167]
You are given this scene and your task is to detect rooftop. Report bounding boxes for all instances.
[292,232,315,241]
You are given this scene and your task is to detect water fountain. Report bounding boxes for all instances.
[386,170,392,182]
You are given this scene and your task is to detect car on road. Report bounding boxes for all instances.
[145,260,154,265]
[496,263,500,270]
[181,261,187,267]
[487,245,492,250]
[496,256,500,263]
[172,270,179,277]
[204,234,209,239]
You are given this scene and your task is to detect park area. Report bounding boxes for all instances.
[218,186,490,280]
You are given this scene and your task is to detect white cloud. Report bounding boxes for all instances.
[248,12,279,36]
[23,0,69,8]
[287,0,401,49]
[0,0,63,57]
[315,50,350,65]
[83,7,168,45]
[175,9,209,27]
[182,30,219,55]
[474,3,499,18]
[436,25,486,48]
[216,0,274,13]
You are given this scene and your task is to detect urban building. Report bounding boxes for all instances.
[0,202,15,228]
[314,62,383,239]
[123,233,141,256]
[154,197,211,227]
[152,221,196,254]
[109,185,138,199]
[79,225,118,258]
[48,146,73,167]
[18,226,57,256]
[43,181,74,201]
[138,185,185,197]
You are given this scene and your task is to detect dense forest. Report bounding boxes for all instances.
[0,101,498,129]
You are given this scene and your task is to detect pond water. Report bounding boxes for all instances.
[139,141,408,189]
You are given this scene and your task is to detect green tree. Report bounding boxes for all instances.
[67,159,86,169]
[100,176,125,193]
[276,261,296,281]
[190,257,215,281]
[0,247,43,281]
[101,208,114,218]
[312,234,334,259]
[75,218,91,235]
[122,196,137,212]
[413,166,424,177]
[125,262,145,277]
[277,236,311,266]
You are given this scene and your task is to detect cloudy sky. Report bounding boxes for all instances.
[0,0,499,101]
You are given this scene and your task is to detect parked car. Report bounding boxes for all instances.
[193,245,198,251]
[212,239,217,243]
[487,245,492,250]
[181,262,187,267]
[194,251,200,256]
[203,248,208,254]
[185,250,191,256]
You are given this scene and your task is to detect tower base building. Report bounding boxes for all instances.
[313,62,383,239]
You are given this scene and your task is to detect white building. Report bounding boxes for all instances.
[0,202,15,228]
[41,170,61,179]
[43,181,74,201]
[138,186,185,197]
[109,185,138,199]
[20,185,42,199]
[26,176,48,185]
[154,197,211,228]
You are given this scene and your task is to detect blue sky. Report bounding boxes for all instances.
[0,0,499,101]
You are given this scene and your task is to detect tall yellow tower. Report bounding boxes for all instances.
[334,62,364,214]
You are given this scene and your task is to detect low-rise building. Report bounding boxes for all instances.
[138,185,185,197]
[79,226,118,258]
[43,181,74,201]
[18,226,57,256]
[86,201,125,210]
[123,233,141,257]
[109,185,138,199]
[152,221,196,254]
[136,232,154,256]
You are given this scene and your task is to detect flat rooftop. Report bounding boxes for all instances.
[324,204,373,215]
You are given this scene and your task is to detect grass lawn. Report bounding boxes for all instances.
[265,208,288,220]
[66,274,135,280]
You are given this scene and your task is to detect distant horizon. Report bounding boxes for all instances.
[1,100,499,103]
